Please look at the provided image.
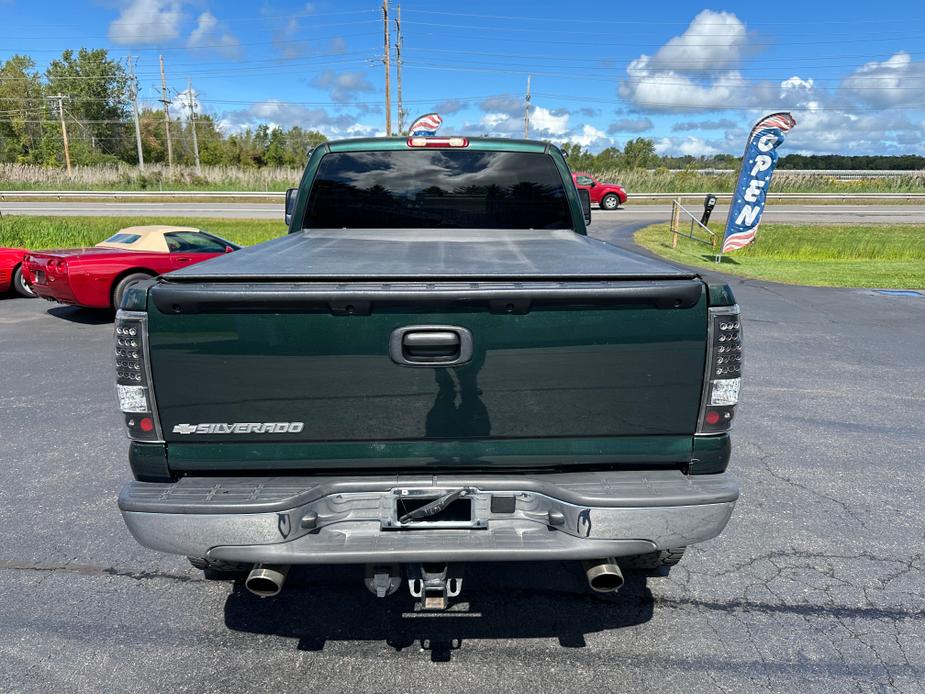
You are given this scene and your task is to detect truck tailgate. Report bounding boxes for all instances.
[146,229,707,471]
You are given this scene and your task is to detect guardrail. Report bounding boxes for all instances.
[665,169,925,179]
[2,191,925,201]
[0,191,286,199]
[635,193,925,200]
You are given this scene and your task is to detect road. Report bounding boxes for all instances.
[4,200,925,223]
[0,218,923,693]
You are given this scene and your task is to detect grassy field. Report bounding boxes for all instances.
[2,162,925,194]
[4,215,923,290]
[601,169,925,195]
[0,163,302,192]
[635,223,925,288]
[0,216,286,249]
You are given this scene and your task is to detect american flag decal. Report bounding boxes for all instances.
[408,112,443,136]
[749,112,796,139]
[722,112,796,254]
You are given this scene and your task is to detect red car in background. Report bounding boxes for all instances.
[23,226,239,310]
[0,247,35,298]
[572,172,628,210]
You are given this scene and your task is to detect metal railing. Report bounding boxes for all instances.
[664,169,925,179]
[669,200,717,250]
[2,191,925,201]
[0,191,286,199]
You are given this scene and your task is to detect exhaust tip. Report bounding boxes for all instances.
[245,564,289,597]
[583,558,624,593]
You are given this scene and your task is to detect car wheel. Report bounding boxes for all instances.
[619,547,686,570]
[600,194,620,210]
[112,272,154,310]
[12,266,36,298]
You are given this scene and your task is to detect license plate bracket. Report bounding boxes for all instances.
[383,489,486,530]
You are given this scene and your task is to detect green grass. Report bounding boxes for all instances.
[0,216,287,249]
[635,223,925,289]
[598,169,925,195]
[2,162,925,194]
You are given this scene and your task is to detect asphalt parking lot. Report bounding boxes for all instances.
[0,219,923,693]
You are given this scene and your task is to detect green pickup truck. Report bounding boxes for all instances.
[115,136,741,608]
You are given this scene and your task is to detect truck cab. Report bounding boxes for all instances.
[115,136,739,609]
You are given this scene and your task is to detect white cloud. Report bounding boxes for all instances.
[608,117,654,134]
[478,106,570,138]
[654,136,722,157]
[782,108,924,154]
[530,106,569,136]
[570,124,608,148]
[310,70,374,103]
[842,52,925,108]
[647,10,749,74]
[481,113,509,129]
[217,99,376,138]
[187,11,241,59]
[620,10,774,113]
[108,0,182,45]
[169,87,200,121]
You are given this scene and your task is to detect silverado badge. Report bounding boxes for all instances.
[172,422,305,435]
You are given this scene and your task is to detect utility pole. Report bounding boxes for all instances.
[524,74,531,139]
[382,0,392,136]
[186,79,201,175]
[127,56,145,171]
[46,95,72,175]
[395,5,404,135]
[159,55,174,168]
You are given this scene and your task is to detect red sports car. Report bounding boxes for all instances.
[572,172,628,210]
[23,225,239,310]
[0,247,35,298]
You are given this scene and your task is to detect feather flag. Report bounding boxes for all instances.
[722,112,797,253]
[408,113,443,136]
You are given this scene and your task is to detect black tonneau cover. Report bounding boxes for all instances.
[165,229,698,282]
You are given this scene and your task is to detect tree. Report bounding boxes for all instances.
[0,55,45,162]
[622,137,658,169]
[44,48,130,164]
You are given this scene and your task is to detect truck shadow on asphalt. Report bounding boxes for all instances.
[222,561,656,661]
[46,305,114,324]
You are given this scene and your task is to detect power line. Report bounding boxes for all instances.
[14,8,376,32]
[5,17,380,41]
[401,8,925,27]
[0,30,381,53]
[404,27,925,48]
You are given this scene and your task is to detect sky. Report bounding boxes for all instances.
[4,0,925,156]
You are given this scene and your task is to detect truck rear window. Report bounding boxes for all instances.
[303,150,573,230]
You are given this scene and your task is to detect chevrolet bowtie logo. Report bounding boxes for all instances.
[172,424,198,434]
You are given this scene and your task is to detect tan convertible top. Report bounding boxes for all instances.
[95,225,201,252]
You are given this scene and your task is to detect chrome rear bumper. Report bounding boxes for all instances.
[118,470,738,564]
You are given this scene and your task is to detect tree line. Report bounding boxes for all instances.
[0,49,327,170]
[3,49,924,172]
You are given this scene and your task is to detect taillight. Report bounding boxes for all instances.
[114,310,162,442]
[407,136,469,148]
[697,305,742,434]
[56,259,67,273]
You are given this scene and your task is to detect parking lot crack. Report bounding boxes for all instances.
[0,559,206,584]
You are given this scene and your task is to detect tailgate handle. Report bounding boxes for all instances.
[390,326,473,367]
